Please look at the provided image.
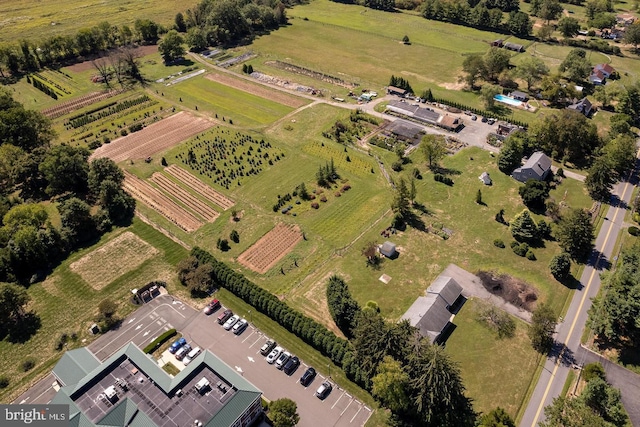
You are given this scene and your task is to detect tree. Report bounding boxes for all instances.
[59,197,96,244]
[519,179,550,211]
[529,303,557,353]
[556,208,594,261]
[541,396,614,427]
[409,177,416,204]
[391,177,411,223]
[158,30,185,63]
[515,56,549,91]
[406,342,476,426]
[625,21,640,52]
[510,210,538,242]
[483,47,511,82]
[268,398,300,427]
[99,180,135,223]
[549,253,572,281]
[0,89,54,151]
[186,27,208,52]
[559,49,592,82]
[0,282,31,330]
[558,16,581,37]
[175,12,187,32]
[230,230,239,243]
[476,189,483,204]
[39,144,90,196]
[461,54,485,88]
[497,136,524,174]
[580,377,629,426]
[536,0,563,22]
[589,12,617,30]
[362,241,380,267]
[326,275,361,337]
[420,134,446,169]
[585,156,615,202]
[402,35,410,44]
[98,299,117,318]
[582,362,606,382]
[537,24,555,41]
[372,356,410,413]
[480,85,501,109]
[134,19,159,43]
[506,11,533,36]
[88,158,124,198]
[479,407,516,427]
[603,134,637,177]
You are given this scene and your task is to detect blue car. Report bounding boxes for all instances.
[168,337,186,354]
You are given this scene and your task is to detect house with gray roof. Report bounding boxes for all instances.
[512,151,552,182]
[401,276,465,344]
[50,343,263,427]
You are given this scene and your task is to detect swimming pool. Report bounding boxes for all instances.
[494,94,523,107]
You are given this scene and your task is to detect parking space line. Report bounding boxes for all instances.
[331,392,345,409]
[340,398,354,416]
[350,406,362,423]
[248,336,262,348]
[241,331,255,343]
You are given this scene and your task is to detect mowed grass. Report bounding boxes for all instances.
[158,74,295,128]
[445,299,541,419]
[0,0,198,43]
[0,219,188,403]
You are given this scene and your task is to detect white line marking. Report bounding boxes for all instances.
[331,393,344,409]
[247,357,255,363]
[135,324,142,330]
[350,406,362,423]
[127,318,136,324]
[341,398,354,416]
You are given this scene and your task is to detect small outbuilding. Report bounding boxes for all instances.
[512,151,552,182]
[479,172,492,185]
[504,42,524,52]
[509,91,529,101]
[379,241,398,259]
[387,86,408,97]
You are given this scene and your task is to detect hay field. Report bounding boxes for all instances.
[70,231,159,289]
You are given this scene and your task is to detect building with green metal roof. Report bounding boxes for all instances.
[50,343,263,427]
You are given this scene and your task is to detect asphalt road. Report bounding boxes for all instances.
[520,178,636,427]
[14,295,372,427]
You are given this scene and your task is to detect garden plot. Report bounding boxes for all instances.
[123,171,203,232]
[150,173,219,222]
[237,223,303,273]
[204,73,308,108]
[90,112,213,162]
[69,231,158,290]
[164,165,235,210]
[41,90,123,119]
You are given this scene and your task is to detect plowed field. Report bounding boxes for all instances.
[165,165,235,210]
[237,223,303,273]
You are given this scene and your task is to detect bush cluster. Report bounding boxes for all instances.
[67,96,151,129]
[143,329,177,353]
[28,76,58,99]
[511,241,529,257]
[493,239,505,248]
[629,226,640,236]
[434,174,454,185]
[272,193,292,212]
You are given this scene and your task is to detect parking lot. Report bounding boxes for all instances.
[183,303,372,427]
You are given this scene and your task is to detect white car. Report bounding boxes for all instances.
[183,347,201,366]
[223,315,240,330]
[266,346,283,364]
[275,351,291,370]
[232,318,248,335]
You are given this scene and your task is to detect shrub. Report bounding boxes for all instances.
[391,161,403,171]
[342,184,351,191]
[0,376,9,389]
[311,202,319,209]
[412,168,422,179]
[549,253,571,280]
[230,230,240,243]
[143,329,177,353]
[629,226,640,236]
[120,129,128,136]
[512,242,529,257]
[494,239,505,248]
[526,250,536,260]
[217,238,230,251]
[583,362,606,382]
[320,196,327,202]
[434,174,453,185]
[556,168,565,178]
[21,358,36,372]
[55,333,69,351]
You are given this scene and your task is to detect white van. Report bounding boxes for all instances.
[184,347,201,366]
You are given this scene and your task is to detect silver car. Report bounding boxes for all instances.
[223,314,240,330]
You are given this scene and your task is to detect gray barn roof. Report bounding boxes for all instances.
[428,276,463,307]
[53,347,101,387]
[401,294,453,342]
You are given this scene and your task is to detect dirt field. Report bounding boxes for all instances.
[69,231,158,290]
[150,172,219,222]
[66,45,159,73]
[165,165,235,210]
[90,112,213,163]
[476,270,539,312]
[123,171,203,232]
[237,223,303,274]
[205,73,307,108]
[41,90,123,118]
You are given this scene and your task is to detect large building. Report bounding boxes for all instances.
[51,343,263,427]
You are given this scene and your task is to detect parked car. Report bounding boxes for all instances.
[203,299,221,315]
[168,337,186,354]
[232,318,248,335]
[223,314,240,330]
[471,115,477,121]
[183,347,201,365]
[487,118,496,125]
[175,344,191,361]
[260,339,276,356]
[266,346,283,364]
[315,381,333,399]
[283,356,300,375]
[217,309,233,325]
[481,116,488,123]
[275,351,291,370]
[300,367,317,386]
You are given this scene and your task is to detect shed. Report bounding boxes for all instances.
[491,39,504,47]
[387,86,408,97]
[512,151,552,182]
[379,241,398,258]
[504,42,524,52]
[509,91,529,101]
[479,172,492,185]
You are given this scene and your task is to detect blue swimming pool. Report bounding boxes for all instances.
[494,94,523,107]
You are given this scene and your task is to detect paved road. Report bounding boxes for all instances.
[520,178,636,427]
[14,295,372,427]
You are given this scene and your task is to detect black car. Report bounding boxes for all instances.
[283,356,300,375]
[260,339,276,356]
[299,367,316,386]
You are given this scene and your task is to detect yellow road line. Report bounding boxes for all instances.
[530,182,629,426]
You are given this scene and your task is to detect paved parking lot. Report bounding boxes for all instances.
[16,295,372,427]
[184,304,372,427]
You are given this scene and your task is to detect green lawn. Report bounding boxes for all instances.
[446,299,541,419]
[0,219,188,403]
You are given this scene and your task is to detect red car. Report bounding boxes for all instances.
[203,299,221,315]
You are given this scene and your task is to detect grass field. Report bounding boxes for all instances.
[0,219,188,403]
[446,299,541,419]
[0,0,198,44]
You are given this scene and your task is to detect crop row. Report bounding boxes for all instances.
[34,72,72,95]
[41,90,124,119]
[165,165,235,210]
[66,95,152,129]
[150,173,219,222]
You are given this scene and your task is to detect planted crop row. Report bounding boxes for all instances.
[27,75,59,99]
[66,95,152,129]
[34,72,72,95]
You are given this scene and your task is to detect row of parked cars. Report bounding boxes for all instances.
[168,338,201,365]
[203,298,333,399]
[260,339,333,399]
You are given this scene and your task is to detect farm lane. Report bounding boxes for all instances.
[521,171,637,427]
